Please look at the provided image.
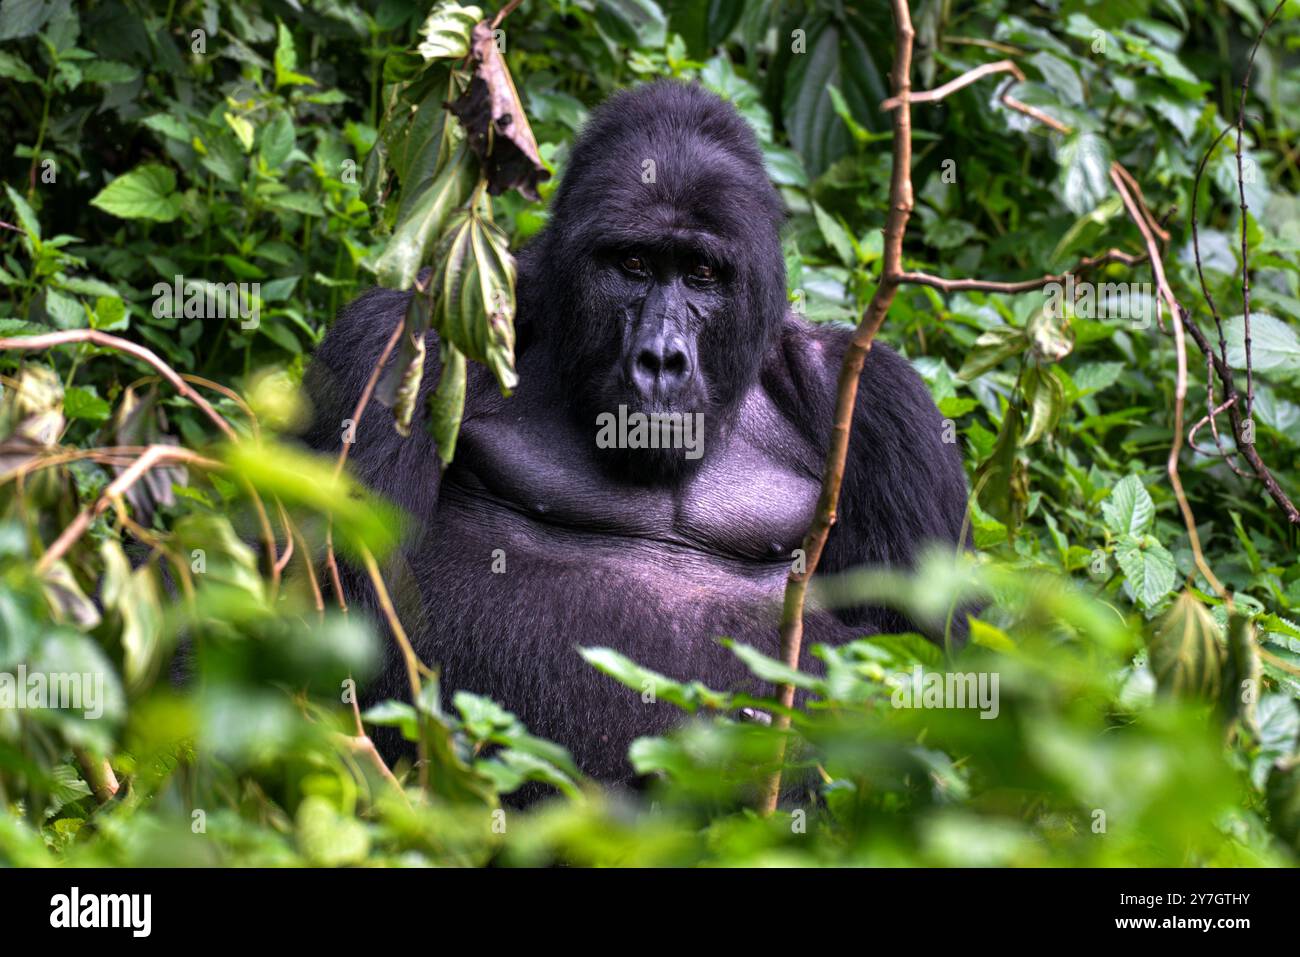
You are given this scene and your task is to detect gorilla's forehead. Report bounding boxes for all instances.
[562,152,778,256]
[549,83,784,254]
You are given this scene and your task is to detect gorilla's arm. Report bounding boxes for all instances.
[779,322,970,639]
[302,285,444,525]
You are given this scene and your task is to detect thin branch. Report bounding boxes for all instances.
[880,57,1071,134]
[899,248,1145,294]
[1179,308,1300,523]
[763,0,918,816]
[1110,165,1228,602]
[0,330,236,442]
[35,446,222,575]
[490,0,524,30]
[1234,0,1287,422]
[360,545,431,792]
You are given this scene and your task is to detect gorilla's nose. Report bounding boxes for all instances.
[630,333,694,402]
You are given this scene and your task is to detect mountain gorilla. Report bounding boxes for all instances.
[304,81,969,784]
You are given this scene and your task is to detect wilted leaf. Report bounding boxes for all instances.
[429,203,517,391]
[1149,591,1225,699]
[446,21,550,201]
[428,342,466,466]
[373,142,474,290]
[956,326,1026,381]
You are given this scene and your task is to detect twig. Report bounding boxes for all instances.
[34,446,221,575]
[1110,165,1228,602]
[0,330,236,442]
[880,57,1071,134]
[491,0,524,30]
[360,545,431,792]
[1233,0,1287,422]
[762,0,918,815]
[899,248,1145,294]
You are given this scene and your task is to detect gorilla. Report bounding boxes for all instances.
[303,81,969,784]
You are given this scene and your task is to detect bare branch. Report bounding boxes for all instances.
[35,445,222,575]
[0,330,237,442]
[899,248,1145,294]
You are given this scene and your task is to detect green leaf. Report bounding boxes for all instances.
[428,342,466,466]
[0,50,39,84]
[1224,313,1300,374]
[1115,535,1177,608]
[259,111,295,168]
[1102,475,1155,536]
[664,0,744,57]
[89,164,182,222]
[812,201,854,267]
[274,22,315,88]
[63,386,110,422]
[0,0,54,40]
[374,145,474,290]
[955,326,1026,381]
[776,9,888,177]
[1021,366,1066,446]
[579,646,733,713]
[1056,132,1113,216]
[595,0,668,48]
[4,184,40,241]
[428,203,518,392]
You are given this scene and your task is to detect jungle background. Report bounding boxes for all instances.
[1,0,1299,867]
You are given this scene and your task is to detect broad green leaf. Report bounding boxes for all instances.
[259,111,295,168]
[1056,132,1112,216]
[1115,535,1177,608]
[1224,313,1300,374]
[775,9,888,177]
[89,164,182,222]
[1102,474,1155,536]
[595,0,668,48]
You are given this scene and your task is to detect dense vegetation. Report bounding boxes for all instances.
[1,0,1298,866]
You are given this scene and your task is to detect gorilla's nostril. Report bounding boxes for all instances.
[636,349,661,374]
[663,351,688,379]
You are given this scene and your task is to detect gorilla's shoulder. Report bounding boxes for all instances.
[762,314,939,430]
[303,280,441,453]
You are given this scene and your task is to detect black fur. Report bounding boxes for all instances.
[303,81,969,785]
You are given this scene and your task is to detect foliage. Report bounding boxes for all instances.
[0,0,1298,866]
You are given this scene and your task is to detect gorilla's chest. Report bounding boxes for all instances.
[444,389,820,563]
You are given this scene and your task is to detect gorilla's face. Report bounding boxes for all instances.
[521,82,790,480]
[586,235,735,413]
[566,232,747,478]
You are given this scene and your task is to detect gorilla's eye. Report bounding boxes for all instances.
[621,255,646,275]
[690,263,715,282]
